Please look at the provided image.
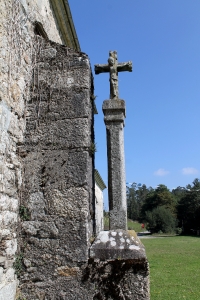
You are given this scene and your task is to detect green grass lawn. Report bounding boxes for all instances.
[142,236,200,300]
[104,216,109,230]
[127,219,146,232]
[104,217,146,232]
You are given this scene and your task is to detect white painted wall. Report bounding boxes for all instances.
[95,183,104,233]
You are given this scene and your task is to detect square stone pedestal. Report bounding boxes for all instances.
[88,230,150,299]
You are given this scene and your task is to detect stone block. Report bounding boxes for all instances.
[40,48,57,59]
[1,211,17,228]
[46,187,90,219]
[0,195,18,212]
[24,118,91,150]
[27,88,91,120]
[103,99,126,123]
[0,280,17,300]
[90,230,146,260]
[0,267,3,282]
[21,150,92,194]
[21,220,90,270]
[103,98,126,111]
[0,101,11,132]
[22,221,59,238]
[0,164,17,197]
[5,239,17,257]
[5,268,15,282]
[88,230,150,299]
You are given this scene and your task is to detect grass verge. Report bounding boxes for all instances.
[127,219,146,232]
[142,236,200,300]
[104,217,146,232]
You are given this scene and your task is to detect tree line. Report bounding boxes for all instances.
[126,178,200,234]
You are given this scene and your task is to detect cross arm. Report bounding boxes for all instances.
[117,61,132,72]
[94,64,110,74]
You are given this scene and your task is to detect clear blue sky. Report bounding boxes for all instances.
[69,0,200,208]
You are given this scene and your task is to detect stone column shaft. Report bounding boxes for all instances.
[103,99,127,230]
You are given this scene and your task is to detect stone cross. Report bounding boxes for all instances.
[95,51,132,230]
[95,51,132,99]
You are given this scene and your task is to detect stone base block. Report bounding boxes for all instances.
[88,230,150,300]
[103,99,126,123]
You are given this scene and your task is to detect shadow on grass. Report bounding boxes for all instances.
[180,234,200,238]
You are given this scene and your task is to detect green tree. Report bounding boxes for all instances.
[145,206,176,233]
[127,183,139,220]
[136,184,150,218]
[141,184,177,219]
[177,178,200,234]
[172,186,187,203]
[127,183,152,221]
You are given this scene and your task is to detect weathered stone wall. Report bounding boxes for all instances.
[20,0,62,44]
[0,1,63,298]
[18,38,94,299]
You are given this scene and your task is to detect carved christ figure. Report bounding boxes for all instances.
[108,51,118,99]
[95,51,132,100]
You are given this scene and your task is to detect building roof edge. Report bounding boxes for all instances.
[95,169,107,191]
[50,0,81,51]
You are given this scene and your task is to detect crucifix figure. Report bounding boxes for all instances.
[94,51,132,230]
[95,51,132,99]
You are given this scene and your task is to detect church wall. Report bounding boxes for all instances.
[19,0,63,44]
[0,1,70,299]
[18,38,94,299]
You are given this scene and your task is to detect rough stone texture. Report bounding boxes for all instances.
[0,0,65,298]
[90,230,146,260]
[19,0,63,44]
[103,99,127,230]
[87,230,150,299]
[17,39,95,299]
